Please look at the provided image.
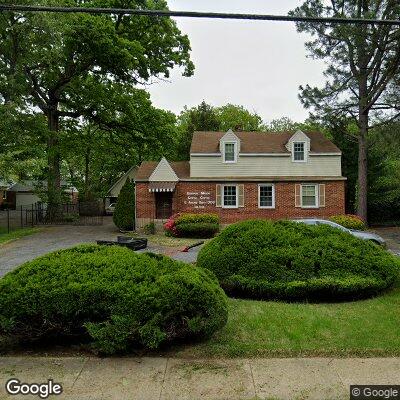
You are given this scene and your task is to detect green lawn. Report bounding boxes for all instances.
[175,283,400,358]
[0,227,41,245]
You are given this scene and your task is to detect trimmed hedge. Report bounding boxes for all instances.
[197,220,400,301]
[329,214,366,231]
[164,213,220,238]
[176,213,220,225]
[175,222,220,238]
[0,245,228,354]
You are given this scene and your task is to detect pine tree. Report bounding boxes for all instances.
[291,0,400,222]
[113,178,135,231]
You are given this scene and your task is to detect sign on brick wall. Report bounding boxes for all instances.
[184,191,215,210]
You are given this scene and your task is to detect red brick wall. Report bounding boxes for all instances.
[136,181,345,224]
[136,183,157,220]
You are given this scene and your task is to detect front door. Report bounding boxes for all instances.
[155,192,173,219]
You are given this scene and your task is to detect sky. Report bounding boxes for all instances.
[146,0,327,124]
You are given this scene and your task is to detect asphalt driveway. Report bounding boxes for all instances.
[0,218,200,277]
[372,227,400,256]
[0,223,398,277]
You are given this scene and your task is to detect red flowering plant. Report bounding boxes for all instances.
[164,213,181,237]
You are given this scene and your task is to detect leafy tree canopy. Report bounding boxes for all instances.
[0,0,194,203]
[175,101,266,159]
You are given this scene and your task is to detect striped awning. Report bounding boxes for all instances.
[148,182,177,193]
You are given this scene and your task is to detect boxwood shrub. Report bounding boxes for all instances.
[176,213,220,225]
[329,214,367,231]
[197,220,400,301]
[175,222,220,238]
[0,245,228,354]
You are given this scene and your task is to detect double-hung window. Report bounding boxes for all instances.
[258,184,275,209]
[301,184,318,208]
[223,185,238,208]
[224,142,236,163]
[293,142,305,162]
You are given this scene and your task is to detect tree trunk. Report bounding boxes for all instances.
[357,79,369,223]
[84,147,91,200]
[47,106,61,216]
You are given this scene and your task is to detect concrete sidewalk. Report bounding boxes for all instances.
[1,357,400,400]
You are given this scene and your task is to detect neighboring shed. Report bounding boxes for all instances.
[6,181,78,209]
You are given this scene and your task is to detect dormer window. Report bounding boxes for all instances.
[293,142,305,162]
[223,142,237,163]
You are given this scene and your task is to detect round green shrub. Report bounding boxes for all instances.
[0,245,228,354]
[197,220,400,301]
[329,214,367,231]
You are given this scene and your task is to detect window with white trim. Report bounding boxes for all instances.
[223,185,238,208]
[224,142,236,163]
[258,184,275,209]
[293,142,305,161]
[301,184,318,208]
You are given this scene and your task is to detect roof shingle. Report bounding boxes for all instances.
[190,131,341,154]
[135,161,190,181]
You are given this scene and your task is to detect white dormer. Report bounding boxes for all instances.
[286,130,310,163]
[220,129,240,163]
[149,157,179,182]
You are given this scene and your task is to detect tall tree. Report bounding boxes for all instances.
[291,0,400,221]
[176,101,266,159]
[0,0,193,205]
[61,87,178,199]
[175,101,220,159]
[0,105,47,181]
[216,104,264,131]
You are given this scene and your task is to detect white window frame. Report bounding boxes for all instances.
[222,184,238,208]
[301,184,319,209]
[258,184,275,209]
[223,142,237,164]
[292,141,306,163]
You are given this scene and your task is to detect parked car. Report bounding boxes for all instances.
[292,218,386,247]
[105,203,116,215]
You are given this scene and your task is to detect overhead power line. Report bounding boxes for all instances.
[0,4,399,26]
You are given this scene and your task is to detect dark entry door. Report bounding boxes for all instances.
[155,192,173,219]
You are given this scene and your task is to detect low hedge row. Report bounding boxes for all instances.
[197,220,400,301]
[165,213,220,238]
[329,214,366,231]
[0,245,228,354]
[175,213,220,225]
[175,222,220,238]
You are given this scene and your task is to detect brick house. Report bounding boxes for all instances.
[135,130,346,228]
